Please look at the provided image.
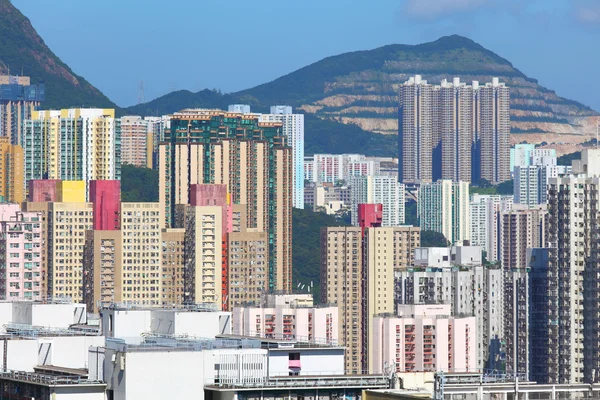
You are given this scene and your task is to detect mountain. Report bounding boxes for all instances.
[235,34,596,135]
[127,35,598,155]
[0,0,116,109]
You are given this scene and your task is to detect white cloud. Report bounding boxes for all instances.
[402,0,488,19]
[575,1,600,24]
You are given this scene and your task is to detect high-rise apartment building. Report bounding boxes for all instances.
[350,175,405,226]
[395,244,504,370]
[398,76,510,185]
[0,75,44,145]
[259,106,304,209]
[0,137,24,203]
[398,75,435,185]
[83,202,163,311]
[469,194,513,262]
[439,78,473,182]
[160,228,185,306]
[227,229,269,311]
[418,180,469,244]
[321,226,363,374]
[159,109,291,293]
[320,225,420,374]
[120,116,152,168]
[541,149,600,384]
[372,304,477,374]
[500,206,546,271]
[23,108,121,194]
[47,201,94,302]
[476,78,510,184]
[304,154,381,185]
[514,151,571,206]
[144,116,169,169]
[0,204,43,300]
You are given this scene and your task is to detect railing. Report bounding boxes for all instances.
[240,332,339,346]
[0,370,104,386]
[206,374,389,389]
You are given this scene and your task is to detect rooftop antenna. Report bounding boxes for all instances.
[137,80,146,105]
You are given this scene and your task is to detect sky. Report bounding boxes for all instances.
[10,0,600,110]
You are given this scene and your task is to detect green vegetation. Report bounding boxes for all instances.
[120,164,159,202]
[421,230,450,247]
[557,151,581,166]
[470,179,513,196]
[405,201,419,227]
[292,208,349,301]
[0,0,116,109]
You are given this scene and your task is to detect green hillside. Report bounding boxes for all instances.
[0,0,116,109]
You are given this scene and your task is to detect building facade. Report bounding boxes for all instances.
[0,75,44,145]
[418,180,470,244]
[232,303,339,344]
[398,76,510,185]
[259,106,305,209]
[120,116,152,168]
[372,304,477,374]
[0,204,43,300]
[304,154,381,185]
[23,108,121,194]
[0,137,24,203]
[469,194,513,262]
[159,109,291,293]
[321,225,420,374]
[350,175,405,227]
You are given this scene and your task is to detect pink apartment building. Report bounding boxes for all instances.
[0,204,43,300]
[233,303,339,345]
[372,304,477,374]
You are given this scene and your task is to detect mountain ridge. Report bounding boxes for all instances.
[0,0,116,109]
[126,35,596,140]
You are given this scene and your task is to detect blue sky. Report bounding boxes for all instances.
[11,0,600,110]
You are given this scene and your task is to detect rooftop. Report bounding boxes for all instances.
[206,375,390,391]
[217,334,341,348]
[2,323,100,338]
[0,370,104,388]
[108,334,262,352]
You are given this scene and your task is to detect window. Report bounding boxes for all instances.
[289,353,300,361]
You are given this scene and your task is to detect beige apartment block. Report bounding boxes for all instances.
[121,116,152,168]
[227,231,268,310]
[320,226,363,374]
[47,202,94,302]
[83,230,122,312]
[184,205,223,309]
[120,203,162,306]
[161,228,185,306]
[321,225,422,374]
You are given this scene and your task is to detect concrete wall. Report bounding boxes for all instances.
[0,336,104,372]
[104,349,206,400]
[268,348,345,377]
[102,310,152,342]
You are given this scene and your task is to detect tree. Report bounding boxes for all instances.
[120,164,159,202]
[420,230,450,247]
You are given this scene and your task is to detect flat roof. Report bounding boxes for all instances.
[33,365,88,377]
[0,370,105,387]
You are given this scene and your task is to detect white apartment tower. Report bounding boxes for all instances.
[350,175,405,227]
[259,106,305,209]
[418,180,470,244]
[469,194,513,262]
